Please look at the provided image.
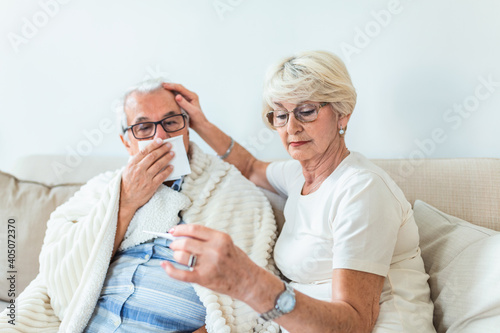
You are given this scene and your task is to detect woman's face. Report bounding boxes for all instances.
[275,101,343,162]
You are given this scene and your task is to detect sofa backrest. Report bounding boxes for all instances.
[9,155,500,231]
[371,158,500,231]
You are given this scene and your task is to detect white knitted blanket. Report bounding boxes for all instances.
[0,143,280,333]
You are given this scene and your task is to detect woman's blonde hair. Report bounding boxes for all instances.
[262,50,357,126]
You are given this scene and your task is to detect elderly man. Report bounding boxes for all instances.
[0,79,279,333]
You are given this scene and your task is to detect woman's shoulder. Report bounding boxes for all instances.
[340,152,395,182]
[270,159,302,172]
[268,159,303,180]
[335,152,409,205]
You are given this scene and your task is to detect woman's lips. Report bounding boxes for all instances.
[289,141,309,147]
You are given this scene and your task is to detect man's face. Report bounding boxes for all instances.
[121,89,189,156]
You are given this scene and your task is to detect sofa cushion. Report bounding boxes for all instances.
[413,200,500,333]
[0,171,83,302]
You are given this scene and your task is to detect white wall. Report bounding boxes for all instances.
[1,0,499,174]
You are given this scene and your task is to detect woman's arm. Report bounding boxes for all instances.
[162,83,275,192]
[163,224,384,333]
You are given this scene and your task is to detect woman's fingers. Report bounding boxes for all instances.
[161,224,260,302]
[169,224,216,241]
[162,261,198,283]
[175,93,198,111]
[162,82,198,102]
[172,250,191,265]
[162,82,208,132]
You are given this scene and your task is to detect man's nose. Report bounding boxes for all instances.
[154,124,170,140]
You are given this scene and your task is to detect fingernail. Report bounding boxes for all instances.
[165,142,171,148]
[168,227,175,234]
[155,138,162,144]
[160,262,166,269]
[169,151,175,156]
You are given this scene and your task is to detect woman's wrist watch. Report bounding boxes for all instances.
[260,282,296,321]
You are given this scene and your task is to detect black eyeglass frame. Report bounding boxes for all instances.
[266,102,330,128]
[122,114,187,140]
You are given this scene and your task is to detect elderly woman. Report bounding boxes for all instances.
[162,51,435,332]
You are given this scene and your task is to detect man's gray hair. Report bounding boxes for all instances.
[116,78,189,141]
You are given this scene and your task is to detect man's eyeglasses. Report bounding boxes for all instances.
[266,102,329,128]
[122,114,187,140]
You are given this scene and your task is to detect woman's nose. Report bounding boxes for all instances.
[286,112,302,135]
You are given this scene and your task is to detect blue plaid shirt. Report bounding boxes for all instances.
[84,178,206,332]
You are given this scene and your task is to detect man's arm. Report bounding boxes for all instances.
[112,138,176,257]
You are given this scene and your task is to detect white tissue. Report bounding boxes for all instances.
[137,135,191,181]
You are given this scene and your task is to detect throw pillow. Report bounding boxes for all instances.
[0,171,83,302]
[413,200,500,333]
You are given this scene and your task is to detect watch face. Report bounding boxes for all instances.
[277,292,296,313]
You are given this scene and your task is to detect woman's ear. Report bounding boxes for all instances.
[339,114,352,128]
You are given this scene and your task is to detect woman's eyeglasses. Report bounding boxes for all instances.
[266,102,329,128]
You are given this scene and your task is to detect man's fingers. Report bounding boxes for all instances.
[137,141,172,170]
[128,138,165,165]
[147,149,174,175]
[152,164,173,183]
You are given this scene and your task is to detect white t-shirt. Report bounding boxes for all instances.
[267,152,435,332]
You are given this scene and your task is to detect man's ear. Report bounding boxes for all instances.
[120,134,134,156]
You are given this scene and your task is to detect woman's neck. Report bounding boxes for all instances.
[300,142,350,188]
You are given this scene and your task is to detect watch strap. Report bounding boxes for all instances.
[260,307,283,321]
[259,282,295,321]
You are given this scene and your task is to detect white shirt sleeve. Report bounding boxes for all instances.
[266,160,302,197]
[331,170,403,277]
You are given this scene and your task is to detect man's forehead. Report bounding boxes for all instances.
[125,90,180,120]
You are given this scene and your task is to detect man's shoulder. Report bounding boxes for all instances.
[69,168,122,202]
[85,169,122,190]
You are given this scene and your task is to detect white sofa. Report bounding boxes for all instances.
[1,154,499,332]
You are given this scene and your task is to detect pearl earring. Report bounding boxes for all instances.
[339,125,345,135]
